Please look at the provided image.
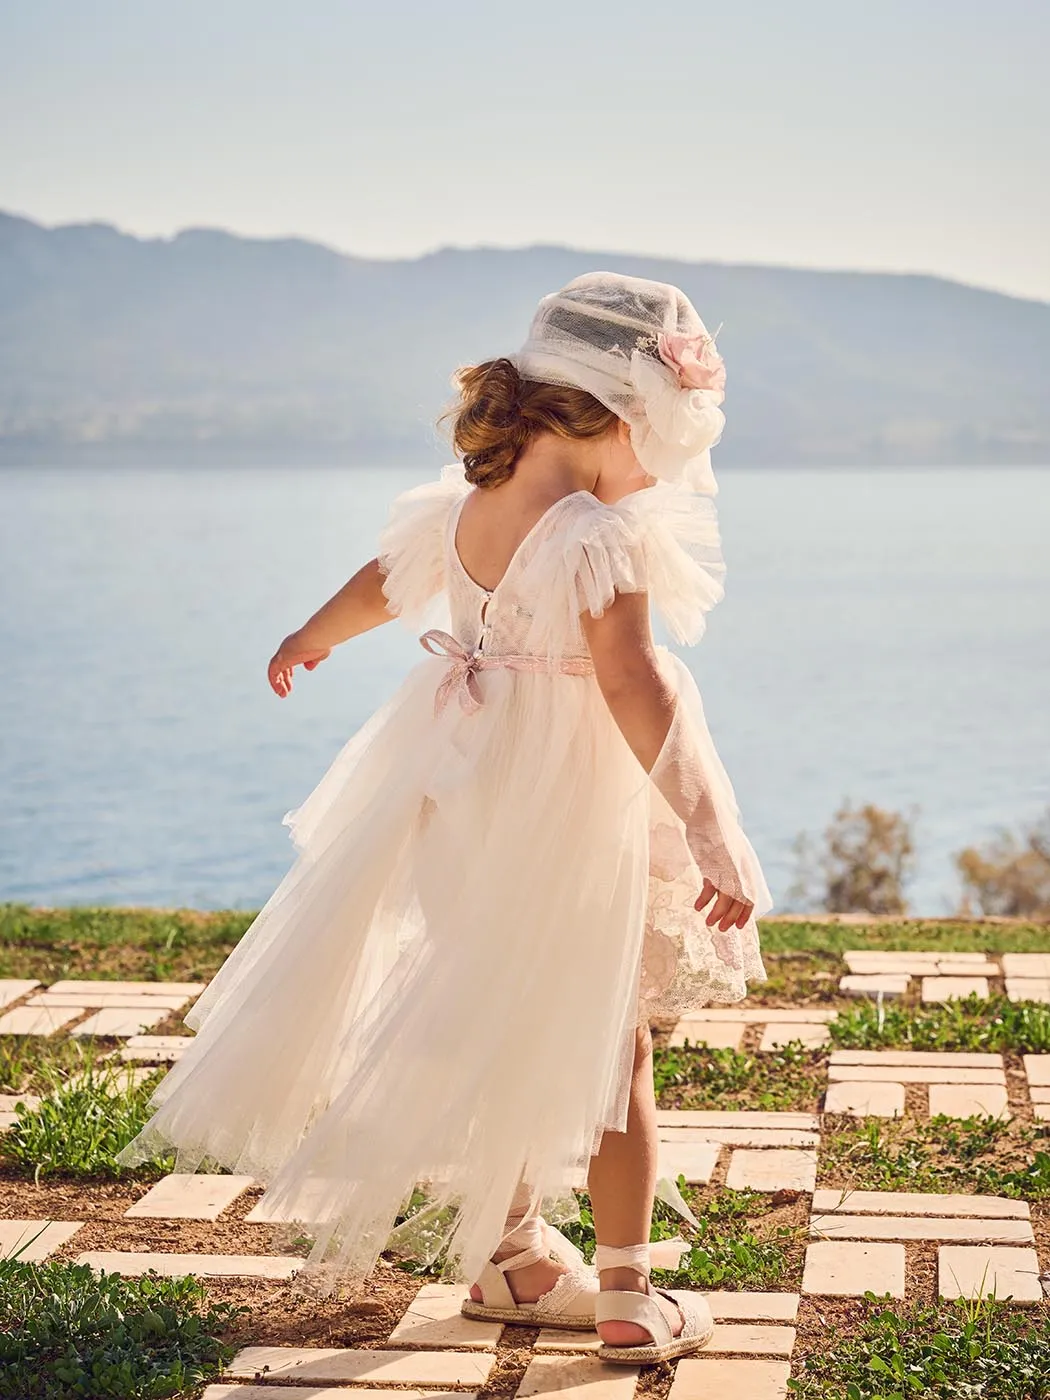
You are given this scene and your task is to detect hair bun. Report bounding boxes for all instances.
[442,356,617,488]
[452,359,530,488]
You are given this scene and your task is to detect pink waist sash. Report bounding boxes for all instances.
[419,629,595,716]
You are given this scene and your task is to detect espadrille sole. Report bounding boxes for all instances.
[460,1298,596,1328]
[597,1323,715,1365]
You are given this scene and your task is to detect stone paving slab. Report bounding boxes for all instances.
[706,1324,796,1357]
[725,1148,817,1193]
[758,1023,830,1051]
[657,1111,821,1129]
[921,976,990,1002]
[386,1284,503,1350]
[830,1049,1003,1068]
[48,979,206,997]
[823,1081,904,1117]
[810,1214,1034,1244]
[802,1241,905,1298]
[0,978,40,1010]
[672,1009,837,1024]
[928,1083,1011,1119]
[660,1126,820,1149]
[0,1219,83,1261]
[204,1391,471,1400]
[844,954,998,977]
[939,1245,1042,1303]
[668,1021,746,1049]
[1024,1054,1050,1087]
[119,1034,194,1062]
[669,1357,791,1400]
[1006,979,1050,1003]
[839,974,910,998]
[77,1251,303,1278]
[0,1004,87,1035]
[1002,954,1050,978]
[845,951,991,968]
[124,1173,255,1220]
[532,1332,603,1354]
[657,1139,721,1185]
[72,1006,171,1037]
[230,1347,495,1387]
[827,1065,1005,1085]
[0,1091,41,1130]
[516,1356,637,1400]
[29,991,192,1010]
[812,1190,1030,1219]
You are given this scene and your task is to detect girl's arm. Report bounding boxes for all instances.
[581,589,753,933]
[268,557,392,697]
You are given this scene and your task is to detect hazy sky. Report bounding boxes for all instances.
[2,1,1048,301]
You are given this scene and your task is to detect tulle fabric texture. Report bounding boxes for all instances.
[118,465,768,1289]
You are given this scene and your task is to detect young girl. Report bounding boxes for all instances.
[120,272,771,1365]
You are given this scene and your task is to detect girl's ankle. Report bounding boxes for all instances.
[598,1265,648,1292]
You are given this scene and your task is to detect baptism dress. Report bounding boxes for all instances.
[120,463,770,1289]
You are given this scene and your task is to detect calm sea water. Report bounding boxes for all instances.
[1,465,1047,914]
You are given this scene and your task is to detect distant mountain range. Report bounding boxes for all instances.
[1,210,1048,467]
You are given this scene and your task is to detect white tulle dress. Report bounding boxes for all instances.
[120,465,770,1290]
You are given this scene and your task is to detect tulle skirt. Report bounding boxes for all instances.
[119,648,766,1289]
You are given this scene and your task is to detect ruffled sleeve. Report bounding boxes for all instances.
[377,464,471,627]
[520,484,726,663]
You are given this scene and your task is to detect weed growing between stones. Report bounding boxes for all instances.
[3,1061,171,1179]
[0,1257,242,1400]
[0,1035,113,1095]
[820,1114,1050,1198]
[558,1185,801,1291]
[829,995,1050,1053]
[654,1040,826,1111]
[789,1296,1050,1399]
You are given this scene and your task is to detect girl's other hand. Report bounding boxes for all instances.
[695,878,754,931]
[268,633,331,698]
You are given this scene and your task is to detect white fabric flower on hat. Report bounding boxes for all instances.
[626,351,725,495]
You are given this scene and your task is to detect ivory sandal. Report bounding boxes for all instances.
[594,1243,714,1364]
[460,1215,599,1329]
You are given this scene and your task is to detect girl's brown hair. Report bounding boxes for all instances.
[444,357,617,488]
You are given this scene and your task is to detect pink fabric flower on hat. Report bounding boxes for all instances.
[657,331,726,398]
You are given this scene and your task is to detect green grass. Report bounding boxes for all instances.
[654,1039,826,1112]
[789,1297,1050,1399]
[557,1186,801,1292]
[2,1061,172,1179]
[758,919,1050,956]
[0,903,252,983]
[820,1115,1050,1199]
[0,1035,117,1095]
[2,903,1046,994]
[0,1257,241,1400]
[829,995,1050,1053]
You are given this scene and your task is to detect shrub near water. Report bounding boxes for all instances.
[0,1258,240,1400]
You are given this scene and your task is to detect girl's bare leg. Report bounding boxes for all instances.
[587,1023,681,1345]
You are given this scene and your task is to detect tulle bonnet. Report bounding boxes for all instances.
[513,272,726,495]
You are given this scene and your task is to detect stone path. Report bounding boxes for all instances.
[5,950,1050,1399]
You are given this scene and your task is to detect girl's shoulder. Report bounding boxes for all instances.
[525,483,727,647]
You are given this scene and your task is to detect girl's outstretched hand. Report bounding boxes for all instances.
[695,877,753,931]
[268,633,331,698]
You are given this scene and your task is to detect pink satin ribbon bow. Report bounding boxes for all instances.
[419,629,594,716]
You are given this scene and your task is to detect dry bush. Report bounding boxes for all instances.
[955,809,1050,917]
[790,801,916,915]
